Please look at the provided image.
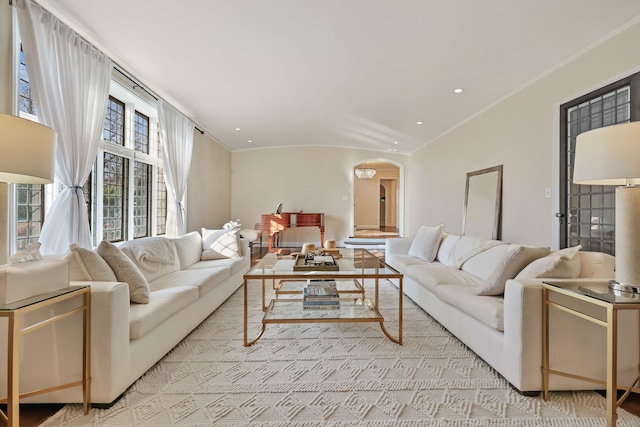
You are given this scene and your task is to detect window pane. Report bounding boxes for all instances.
[134,111,150,154]
[133,161,151,238]
[18,49,37,116]
[103,96,125,145]
[156,166,167,235]
[16,184,44,250]
[103,153,127,242]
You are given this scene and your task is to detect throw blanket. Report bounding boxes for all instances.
[128,237,175,273]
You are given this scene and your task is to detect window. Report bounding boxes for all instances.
[18,49,36,117]
[103,96,125,145]
[16,47,44,251]
[134,111,150,154]
[156,167,167,235]
[102,152,127,242]
[98,87,162,244]
[14,44,167,250]
[559,72,640,254]
[133,161,151,238]
[16,184,43,250]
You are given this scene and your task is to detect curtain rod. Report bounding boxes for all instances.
[114,68,204,135]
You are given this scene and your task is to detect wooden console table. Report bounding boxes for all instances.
[260,212,324,252]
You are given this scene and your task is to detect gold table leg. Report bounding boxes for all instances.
[606,306,617,427]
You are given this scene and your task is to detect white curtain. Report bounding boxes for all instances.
[158,99,194,237]
[16,0,112,254]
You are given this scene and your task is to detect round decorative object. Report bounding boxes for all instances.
[324,239,336,249]
[301,243,315,255]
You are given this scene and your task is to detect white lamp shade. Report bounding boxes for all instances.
[573,121,640,185]
[0,114,56,184]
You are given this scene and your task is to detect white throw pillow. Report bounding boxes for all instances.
[408,224,444,262]
[97,241,150,304]
[477,244,550,296]
[436,233,460,266]
[202,228,241,260]
[67,243,117,282]
[516,245,582,279]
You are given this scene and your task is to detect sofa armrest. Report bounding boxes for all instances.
[385,237,413,256]
[75,280,132,403]
[239,238,250,257]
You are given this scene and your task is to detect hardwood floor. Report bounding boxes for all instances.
[9,246,640,425]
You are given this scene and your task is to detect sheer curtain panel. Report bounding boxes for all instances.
[16,0,112,254]
[158,99,194,237]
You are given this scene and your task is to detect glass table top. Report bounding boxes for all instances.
[543,280,640,304]
[245,248,402,279]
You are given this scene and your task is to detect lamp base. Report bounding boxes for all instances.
[608,280,640,294]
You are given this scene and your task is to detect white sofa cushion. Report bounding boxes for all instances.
[67,243,117,282]
[149,268,231,297]
[408,224,444,262]
[98,241,150,304]
[202,228,241,260]
[404,263,482,293]
[171,231,203,270]
[129,286,199,340]
[436,233,460,267]
[384,254,425,272]
[187,258,246,276]
[119,237,180,282]
[516,245,582,279]
[477,244,550,296]
[434,284,505,332]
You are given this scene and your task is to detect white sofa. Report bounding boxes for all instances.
[0,231,250,406]
[386,232,640,393]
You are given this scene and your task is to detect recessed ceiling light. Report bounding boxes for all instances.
[248,140,252,143]
[416,121,423,125]
[393,141,399,145]
[235,127,241,131]
[454,88,464,93]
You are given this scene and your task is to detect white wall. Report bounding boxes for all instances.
[409,21,640,247]
[186,132,233,232]
[231,147,408,246]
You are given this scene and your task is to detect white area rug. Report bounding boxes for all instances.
[43,280,640,426]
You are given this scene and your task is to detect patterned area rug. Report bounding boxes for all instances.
[43,280,640,426]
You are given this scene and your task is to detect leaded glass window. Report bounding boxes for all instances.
[133,161,151,238]
[103,153,127,242]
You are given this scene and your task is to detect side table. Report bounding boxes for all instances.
[542,280,640,427]
[0,285,91,426]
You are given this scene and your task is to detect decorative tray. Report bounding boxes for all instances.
[293,254,339,271]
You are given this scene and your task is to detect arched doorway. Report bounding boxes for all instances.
[352,160,401,239]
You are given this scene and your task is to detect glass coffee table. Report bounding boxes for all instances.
[243,248,403,346]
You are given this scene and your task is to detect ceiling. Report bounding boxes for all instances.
[34,0,640,154]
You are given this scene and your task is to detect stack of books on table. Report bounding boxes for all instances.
[303,280,340,310]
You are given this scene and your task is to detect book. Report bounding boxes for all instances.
[304,280,339,298]
[303,302,340,310]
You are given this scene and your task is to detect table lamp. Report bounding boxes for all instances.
[573,121,640,292]
[0,113,57,263]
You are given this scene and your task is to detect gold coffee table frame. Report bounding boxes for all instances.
[0,286,91,426]
[542,280,640,427]
[243,248,403,346]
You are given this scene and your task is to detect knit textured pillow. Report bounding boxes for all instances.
[408,224,444,262]
[97,240,150,304]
